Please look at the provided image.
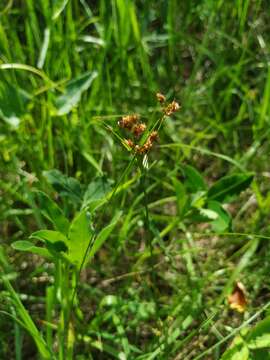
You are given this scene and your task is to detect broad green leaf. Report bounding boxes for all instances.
[31,230,68,243]
[173,178,187,218]
[208,173,253,203]
[182,165,207,192]
[46,241,68,255]
[30,230,68,255]
[248,316,270,349]
[221,343,249,360]
[36,191,69,234]
[43,169,82,204]
[199,208,218,220]
[0,82,31,128]
[30,230,68,251]
[88,211,122,259]
[67,209,93,267]
[11,241,51,259]
[208,200,231,232]
[190,191,206,209]
[82,176,112,210]
[54,71,98,115]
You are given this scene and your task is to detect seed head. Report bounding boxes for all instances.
[135,144,152,154]
[164,100,180,116]
[135,131,158,155]
[124,139,135,149]
[156,92,166,103]
[135,144,142,154]
[132,123,147,138]
[118,114,139,129]
[149,131,158,143]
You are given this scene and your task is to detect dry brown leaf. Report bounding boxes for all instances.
[228,281,247,313]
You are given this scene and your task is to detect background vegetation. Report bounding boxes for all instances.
[1,0,270,359]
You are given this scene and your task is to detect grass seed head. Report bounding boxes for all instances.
[149,131,158,143]
[132,123,147,138]
[164,100,180,116]
[156,92,166,103]
[118,114,139,129]
[135,131,158,154]
[124,138,135,149]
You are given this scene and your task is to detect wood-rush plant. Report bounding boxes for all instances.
[0,93,180,359]
[0,93,256,359]
[117,94,180,269]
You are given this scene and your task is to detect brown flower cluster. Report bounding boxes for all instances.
[123,131,158,155]
[164,100,180,116]
[118,114,139,130]
[133,123,147,138]
[118,113,158,155]
[134,131,158,154]
[156,92,166,103]
[156,92,180,116]
[118,93,180,155]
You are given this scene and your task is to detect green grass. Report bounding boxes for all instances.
[1,0,270,359]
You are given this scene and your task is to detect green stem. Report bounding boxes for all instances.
[59,262,74,360]
[45,285,54,351]
[57,262,64,360]
[139,161,155,285]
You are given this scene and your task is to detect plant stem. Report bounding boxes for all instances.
[140,160,155,286]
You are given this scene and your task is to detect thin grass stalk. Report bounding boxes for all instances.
[0,270,52,360]
[139,161,155,284]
